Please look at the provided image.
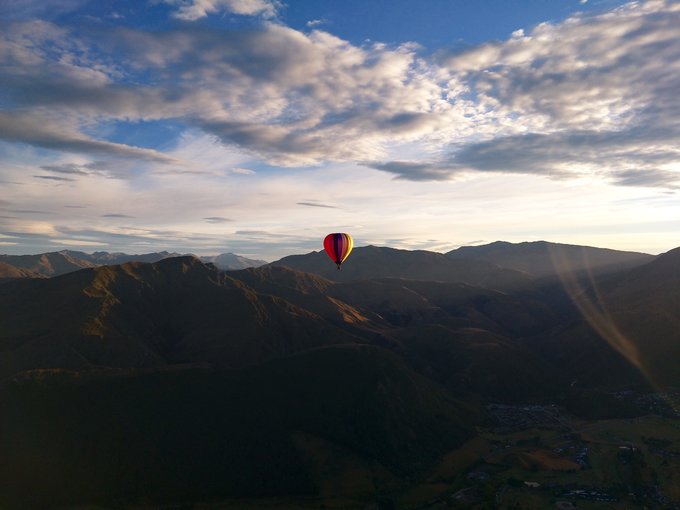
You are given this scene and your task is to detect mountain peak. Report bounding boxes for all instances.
[201,252,267,270]
[148,255,207,274]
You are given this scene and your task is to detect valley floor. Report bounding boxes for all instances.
[66,411,680,510]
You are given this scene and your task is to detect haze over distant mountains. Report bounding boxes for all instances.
[1,239,678,507]
[200,252,268,270]
[0,249,266,277]
[0,240,657,281]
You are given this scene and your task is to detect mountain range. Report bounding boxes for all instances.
[0,240,677,507]
[0,249,266,277]
[446,240,653,277]
[272,245,531,290]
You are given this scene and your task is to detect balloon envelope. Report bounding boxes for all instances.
[324,233,353,268]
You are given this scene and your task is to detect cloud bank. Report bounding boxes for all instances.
[1,2,679,189]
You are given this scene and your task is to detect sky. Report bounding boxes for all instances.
[1,0,679,259]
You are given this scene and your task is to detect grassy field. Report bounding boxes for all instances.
[402,413,680,510]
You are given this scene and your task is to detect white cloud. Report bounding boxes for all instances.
[0,112,178,163]
[231,167,256,175]
[372,1,680,185]
[17,221,58,235]
[51,239,108,246]
[163,0,279,20]
[2,20,461,165]
[2,2,679,178]
[306,19,326,28]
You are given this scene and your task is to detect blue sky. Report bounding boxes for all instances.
[1,0,679,259]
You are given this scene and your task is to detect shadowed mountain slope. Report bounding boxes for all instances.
[229,264,334,296]
[248,246,680,394]
[225,265,379,333]
[271,245,531,290]
[395,324,565,401]
[230,265,568,401]
[0,256,359,379]
[0,345,476,508]
[591,246,680,386]
[525,247,680,388]
[599,245,680,304]
[447,240,653,278]
[232,265,564,336]
[5,246,677,392]
[2,243,680,509]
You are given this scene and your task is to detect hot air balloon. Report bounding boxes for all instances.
[324,233,353,269]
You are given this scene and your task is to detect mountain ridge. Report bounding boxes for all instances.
[0,256,360,379]
[4,244,676,389]
[0,249,266,277]
[447,240,653,278]
[270,245,533,291]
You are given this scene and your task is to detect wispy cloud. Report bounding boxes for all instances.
[162,0,279,20]
[40,161,127,179]
[369,128,680,188]
[235,230,270,235]
[230,167,256,175]
[364,161,455,181]
[306,19,326,28]
[51,238,107,246]
[0,112,179,163]
[0,0,88,21]
[203,216,232,223]
[296,202,338,209]
[3,209,50,215]
[614,169,680,189]
[33,175,76,182]
[101,213,135,218]
[41,163,90,176]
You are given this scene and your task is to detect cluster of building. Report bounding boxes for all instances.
[611,389,680,417]
[487,403,568,432]
[552,442,588,468]
[557,486,617,502]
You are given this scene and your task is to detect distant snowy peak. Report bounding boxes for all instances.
[200,253,267,270]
